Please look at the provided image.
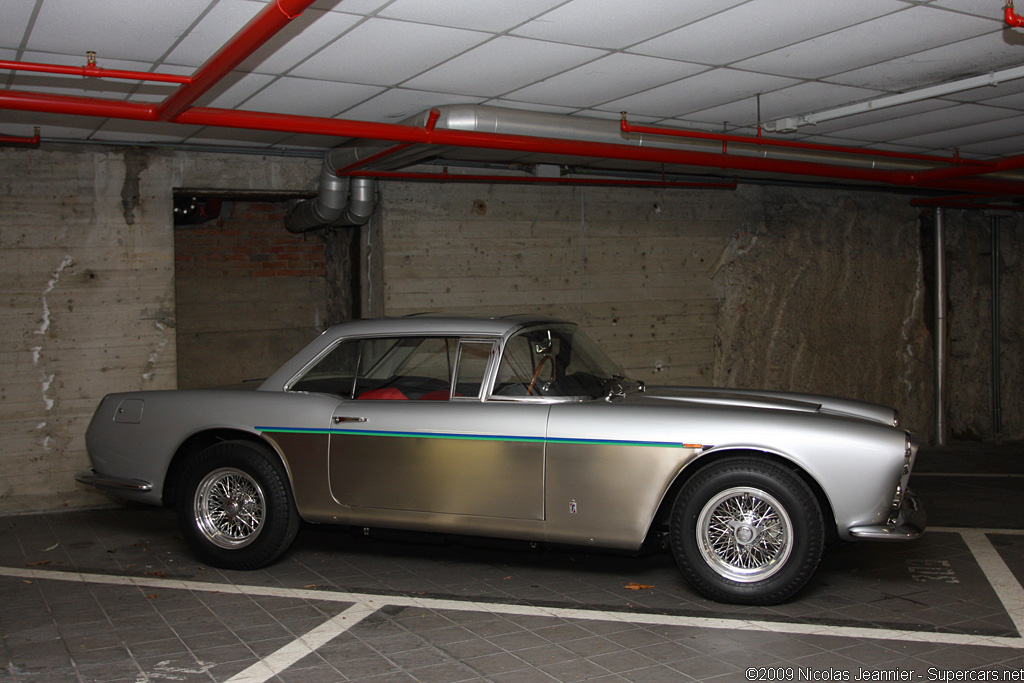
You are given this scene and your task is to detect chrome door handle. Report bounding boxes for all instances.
[333,416,367,423]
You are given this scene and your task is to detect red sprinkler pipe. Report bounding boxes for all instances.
[1006,1,1024,27]
[3,88,1024,196]
[157,0,318,120]
[0,89,158,121]
[0,126,40,146]
[0,59,192,84]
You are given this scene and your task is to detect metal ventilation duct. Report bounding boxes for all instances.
[284,104,672,233]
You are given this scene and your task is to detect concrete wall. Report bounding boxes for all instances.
[0,146,314,512]
[942,210,1024,442]
[1,143,1016,514]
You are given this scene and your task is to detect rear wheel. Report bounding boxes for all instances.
[177,440,299,570]
[670,458,824,604]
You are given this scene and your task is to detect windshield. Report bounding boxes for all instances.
[493,323,627,400]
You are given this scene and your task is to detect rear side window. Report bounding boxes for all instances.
[292,336,495,401]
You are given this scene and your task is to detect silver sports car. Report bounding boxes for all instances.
[77,315,924,605]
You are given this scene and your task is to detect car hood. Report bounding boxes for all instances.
[635,386,899,427]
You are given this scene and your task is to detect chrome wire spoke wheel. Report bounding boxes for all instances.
[696,486,793,583]
[193,467,266,549]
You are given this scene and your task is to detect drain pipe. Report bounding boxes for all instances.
[934,208,948,446]
[991,214,1003,437]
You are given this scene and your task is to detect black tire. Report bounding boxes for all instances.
[176,440,300,570]
[669,457,824,605]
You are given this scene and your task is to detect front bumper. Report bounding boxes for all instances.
[847,489,926,541]
[75,468,153,493]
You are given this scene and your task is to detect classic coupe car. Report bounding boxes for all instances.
[78,316,924,604]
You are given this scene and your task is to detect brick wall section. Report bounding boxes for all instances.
[174,202,325,278]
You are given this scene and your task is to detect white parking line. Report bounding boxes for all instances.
[959,529,1024,637]
[3,527,1024,683]
[224,601,377,683]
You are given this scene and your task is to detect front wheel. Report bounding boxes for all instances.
[670,458,824,605]
[177,440,299,570]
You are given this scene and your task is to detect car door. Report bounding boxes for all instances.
[327,338,548,521]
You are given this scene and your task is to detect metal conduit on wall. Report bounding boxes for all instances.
[935,207,947,446]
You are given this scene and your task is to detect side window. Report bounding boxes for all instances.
[362,337,454,400]
[454,341,495,399]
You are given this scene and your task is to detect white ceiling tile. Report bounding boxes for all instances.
[401,36,606,97]
[895,115,1024,151]
[379,0,565,32]
[598,69,800,119]
[833,104,1018,143]
[973,90,1024,111]
[340,88,485,122]
[504,53,705,109]
[927,0,1013,19]
[311,0,389,14]
[959,133,1024,157]
[238,9,362,74]
[512,0,748,49]
[404,37,608,98]
[1,2,36,51]
[291,18,489,86]
[26,0,214,62]
[574,109,662,123]
[825,33,1020,93]
[91,119,203,143]
[630,0,907,65]
[238,76,383,116]
[165,0,266,68]
[184,127,293,146]
[735,6,999,80]
[0,109,105,140]
[197,72,276,108]
[943,77,1024,104]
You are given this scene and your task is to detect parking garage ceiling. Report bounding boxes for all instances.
[2,0,1024,199]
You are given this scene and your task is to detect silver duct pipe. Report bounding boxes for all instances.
[934,208,947,446]
[285,103,987,234]
[285,165,377,233]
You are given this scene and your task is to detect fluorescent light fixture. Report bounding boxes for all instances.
[764,64,1024,133]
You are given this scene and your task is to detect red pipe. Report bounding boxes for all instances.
[620,116,994,170]
[156,0,318,120]
[178,106,1024,193]
[0,59,192,84]
[343,170,738,190]
[3,88,1023,196]
[0,126,40,146]
[0,89,158,121]
[1006,1,1024,27]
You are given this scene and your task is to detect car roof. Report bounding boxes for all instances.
[259,314,571,391]
[320,314,569,338]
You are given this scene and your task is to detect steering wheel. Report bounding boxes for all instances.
[526,355,554,396]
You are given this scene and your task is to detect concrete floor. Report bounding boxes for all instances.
[3,444,1024,683]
